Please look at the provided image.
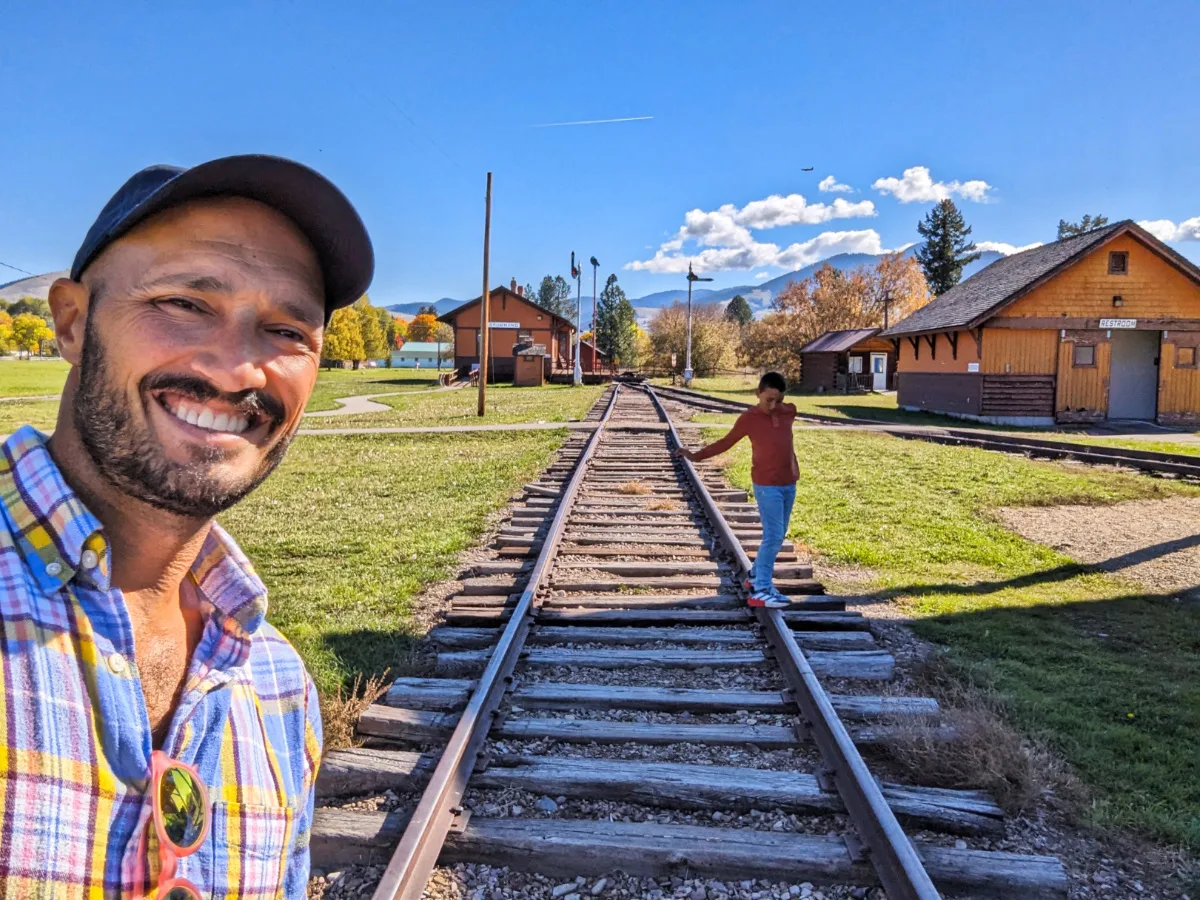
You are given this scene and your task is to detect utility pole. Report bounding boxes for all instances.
[477,172,492,417]
[571,252,583,385]
[684,262,713,386]
[589,256,599,374]
[882,289,892,331]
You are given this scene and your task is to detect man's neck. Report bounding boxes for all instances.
[46,408,211,601]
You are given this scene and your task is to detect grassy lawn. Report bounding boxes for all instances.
[0,399,60,434]
[306,367,442,412]
[0,358,71,397]
[221,430,563,696]
[302,382,607,429]
[711,427,1200,848]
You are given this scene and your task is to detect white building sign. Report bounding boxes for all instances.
[1099,318,1137,329]
[489,321,520,329]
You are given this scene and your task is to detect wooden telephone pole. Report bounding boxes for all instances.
[477,172,492,417]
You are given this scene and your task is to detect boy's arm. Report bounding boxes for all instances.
[676,415,747,461]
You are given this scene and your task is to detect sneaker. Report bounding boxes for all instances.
[747,590,790,609]
[742,576,755,592]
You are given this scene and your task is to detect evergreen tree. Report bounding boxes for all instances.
[416,304,439,317]
[1057,214,1109,240]
[915,199,980,295]
[594,274,638,366]
[533,275,576,320]
[724,294,753,327]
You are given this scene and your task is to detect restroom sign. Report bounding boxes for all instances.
[1099,318,1136,329]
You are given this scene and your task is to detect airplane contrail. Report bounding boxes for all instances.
[530,115,654,128]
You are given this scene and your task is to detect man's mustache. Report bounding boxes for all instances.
[142,372,287,427]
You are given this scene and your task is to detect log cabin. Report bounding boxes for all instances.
[880,221,1200,425]
[798,329,897,393]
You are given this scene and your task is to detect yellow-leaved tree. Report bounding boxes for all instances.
[408,313,439,342]
[11,313,54,357]
[322,307,365,367]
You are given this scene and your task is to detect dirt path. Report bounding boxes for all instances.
[997,496,1200,598]
[303,384,461,418]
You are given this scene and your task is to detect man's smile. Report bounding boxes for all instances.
[152,388,276,444]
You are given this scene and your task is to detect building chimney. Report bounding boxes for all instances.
[516,285,524,297]
[510,278,517,292]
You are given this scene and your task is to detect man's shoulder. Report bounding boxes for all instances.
[247,621,315,702]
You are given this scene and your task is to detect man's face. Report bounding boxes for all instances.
[757,386,784,412]
[69,196,324,518]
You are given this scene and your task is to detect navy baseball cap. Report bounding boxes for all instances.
[70,154,374,315]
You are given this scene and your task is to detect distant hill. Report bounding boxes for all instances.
[385,297,461,317]
[0,271,69,304]
[628,248,1004,317]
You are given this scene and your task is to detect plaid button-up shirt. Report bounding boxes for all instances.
[0,426,322,898]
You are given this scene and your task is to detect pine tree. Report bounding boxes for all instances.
[594,275,638,366]
[533,275,576,320]
[1057,214,1109,240]
[915,199,981,295]
[724,295,753,327]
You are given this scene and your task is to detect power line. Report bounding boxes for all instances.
[0,260,35,277]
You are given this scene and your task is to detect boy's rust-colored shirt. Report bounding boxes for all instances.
[692,402,799,485]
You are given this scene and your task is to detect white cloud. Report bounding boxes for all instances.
[818,175,853,193]
[754,271,770,279]
[625,190,879,274]
[627,228,895,274]
[872,166,993,203]
[976,240,1043,256]
[1137,217,1200,242]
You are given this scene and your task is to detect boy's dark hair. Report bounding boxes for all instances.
[758,371,787,393]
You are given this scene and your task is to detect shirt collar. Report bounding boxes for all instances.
[0,426,267,635]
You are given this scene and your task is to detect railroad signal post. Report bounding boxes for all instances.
[477,172,492,416]
[684,262,713,386]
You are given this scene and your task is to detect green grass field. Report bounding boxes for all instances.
[0,359,71,397]
[713,428,1200,848]
[305,367,442,412]
[221,430,563,696]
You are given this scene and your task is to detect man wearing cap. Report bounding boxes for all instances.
[0,156,372,898]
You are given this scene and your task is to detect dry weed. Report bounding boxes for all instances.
[883,654,1084,815]
[617,481,651,495]
[320,669,393,751]
[644,498,681,511]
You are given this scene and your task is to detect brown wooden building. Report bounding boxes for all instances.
[438,284,575,382]
[798,328,897,392]
[881,221,1200,426]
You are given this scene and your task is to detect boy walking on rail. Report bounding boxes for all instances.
[675,372,798,609]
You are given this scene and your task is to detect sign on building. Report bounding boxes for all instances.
[489,321,520,329]
[1099,318,1137,329]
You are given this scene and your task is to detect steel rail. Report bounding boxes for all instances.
[371,384,624,900]
[642,385,941,900]
[652,382,1200,479]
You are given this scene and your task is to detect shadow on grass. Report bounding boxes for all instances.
[899,590,1200,850]
[322,627,426,685]
[848,533,1200,606]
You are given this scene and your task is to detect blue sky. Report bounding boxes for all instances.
[3,0,1199,305]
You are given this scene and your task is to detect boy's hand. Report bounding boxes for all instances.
[673,447,696,461]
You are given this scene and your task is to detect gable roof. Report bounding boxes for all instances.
[392,342,448,353]
[880,220,1200,337]
[799,328,881,354]
[437,286,575,330]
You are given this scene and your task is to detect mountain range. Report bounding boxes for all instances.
[383,248,1003,329]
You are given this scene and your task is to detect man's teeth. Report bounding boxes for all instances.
[168,400,250,434]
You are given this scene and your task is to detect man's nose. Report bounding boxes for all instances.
[186,327,270,395]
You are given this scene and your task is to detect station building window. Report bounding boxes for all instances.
[1072,344,1096,367]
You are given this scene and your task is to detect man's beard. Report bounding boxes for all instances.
[73,314,294,518]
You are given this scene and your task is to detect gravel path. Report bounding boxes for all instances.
[996,497,1200,599]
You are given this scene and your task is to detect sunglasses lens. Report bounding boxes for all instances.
[159,765,206,851]
[163,888,201,900]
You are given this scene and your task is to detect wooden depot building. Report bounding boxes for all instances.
[438,281,576,383]
[881,221,1200,426]
[798,328,897,393]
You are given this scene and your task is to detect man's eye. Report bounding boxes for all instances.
[271,327,305,342]
[163,297,203,313]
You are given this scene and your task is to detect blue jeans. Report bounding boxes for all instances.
[750,483,796,593]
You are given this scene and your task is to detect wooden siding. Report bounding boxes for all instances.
[896,331,979,373]
[800,353,837,392]
[1160,333,1200,424]
[1055,338,1111,421]
[1003,234,1200,321]
[981,375,1055,417]
[980,328,1058,374]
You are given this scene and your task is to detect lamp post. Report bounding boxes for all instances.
[684,262,713,386]
[589,256,599,374]
[571,252,583,385]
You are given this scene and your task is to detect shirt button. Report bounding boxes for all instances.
[107,652,127,675]
[45,561,63,577]
[81,549,99,569]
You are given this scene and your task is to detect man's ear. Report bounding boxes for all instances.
[48,278,89,366]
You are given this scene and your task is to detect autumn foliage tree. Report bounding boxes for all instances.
[322,307,365,367]
[11,313,54,357]
[408,313,439,342]
[648,302,737,377]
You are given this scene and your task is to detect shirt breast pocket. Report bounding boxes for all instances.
[202,800,295,899]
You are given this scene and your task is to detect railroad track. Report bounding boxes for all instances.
[310,385,1069,899]
[652,382,1200,481]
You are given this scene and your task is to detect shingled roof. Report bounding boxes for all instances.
[880,220,1200,338]
[799,328,881,353]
